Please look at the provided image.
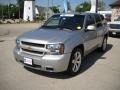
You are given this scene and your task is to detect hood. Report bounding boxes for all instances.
[18,28,77,44]
[108,21,120,24]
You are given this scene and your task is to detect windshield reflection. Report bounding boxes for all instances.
[41,14,85,30]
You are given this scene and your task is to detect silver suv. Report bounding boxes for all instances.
[14,13,108,75]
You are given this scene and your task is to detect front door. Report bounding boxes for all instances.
[83,14,98,54]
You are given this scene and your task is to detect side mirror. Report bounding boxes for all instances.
[86,25,96,31]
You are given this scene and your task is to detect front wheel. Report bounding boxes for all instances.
[67,48,83,76]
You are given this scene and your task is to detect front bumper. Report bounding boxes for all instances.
[14,47,71,72]
[109,29,120,33]
[109,29,120,36]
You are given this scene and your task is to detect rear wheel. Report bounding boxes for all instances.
[109,32,113,37]
[100,37,107,52]
[67,48,83,76]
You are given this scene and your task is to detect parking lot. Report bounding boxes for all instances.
[0,23,120,90]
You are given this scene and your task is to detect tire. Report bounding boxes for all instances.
[109,32,113,37]
[67,48,83,76]
[99,37,107,52]
[116,32,120,37]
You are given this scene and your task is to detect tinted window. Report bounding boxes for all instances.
[100,14,107,25]
[94,14,102,27]
[43,15,60,27]
[94,14,101,22]
[86,15,95,26]
[60,15,85,30]
[100,14,104,20]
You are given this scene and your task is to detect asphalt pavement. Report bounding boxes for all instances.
[0,24,120,90]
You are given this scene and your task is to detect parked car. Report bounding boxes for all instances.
[108,16,120,37]
[14,13,108,75]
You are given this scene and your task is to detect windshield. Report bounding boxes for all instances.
[42,14,85,30]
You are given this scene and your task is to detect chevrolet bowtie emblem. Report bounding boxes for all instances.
[27,46,32,50]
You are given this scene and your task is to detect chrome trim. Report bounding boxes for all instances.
[20,41,47,56]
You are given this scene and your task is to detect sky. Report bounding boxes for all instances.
[0,0,117,11]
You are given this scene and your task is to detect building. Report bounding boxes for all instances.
[110,0,120,21]
[35,6,54,20]
[23,0,35,21]
[23,0,53,21]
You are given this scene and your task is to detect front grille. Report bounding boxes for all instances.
[22,48,44,55]
[110,24,120,29]
[20,41,46,56]
[21,41,45,48]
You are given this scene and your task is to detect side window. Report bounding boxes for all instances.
[44,15,60,26]
[100,14,104,20]
[94,14,102,27]
[86,15,95,26]
[100,14,107,26]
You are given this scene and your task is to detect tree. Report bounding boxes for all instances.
[98,0,106,11]
[75,1,91,13]
[50,6,60,13]
[0,4,20,19]
[17,0,24,7]
[17,0,24,18]
[0,4,9,19]
[9,4,19,19]
[75,0,106,13]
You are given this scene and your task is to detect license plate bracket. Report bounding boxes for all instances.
[24,57,32,65]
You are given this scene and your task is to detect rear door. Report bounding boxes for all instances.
[94,14,105,45]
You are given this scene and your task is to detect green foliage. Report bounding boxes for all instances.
[50,6,60,13]
[98,0,106,11]
[39,15,45,21]
[75,0,106,13]
[0,4,19,19]
[75,1,91,13]
[17,0,24,7]
[17,0,24,18]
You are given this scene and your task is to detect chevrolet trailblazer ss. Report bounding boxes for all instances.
[14,13,108,75]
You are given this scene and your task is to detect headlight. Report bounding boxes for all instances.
[46,44,64,55]
[16,39,20,45]
[16,39,20,49]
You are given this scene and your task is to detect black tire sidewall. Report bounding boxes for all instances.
[101,37,107,52]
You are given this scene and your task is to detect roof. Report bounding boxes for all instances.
[53,12,103,16]
[110,0,120,7]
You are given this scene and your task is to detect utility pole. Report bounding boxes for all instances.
[10,5,14,19]
[17,0,21,22]
[8,2,10,19]
[19,4,21,21]
[52,0,53,7]
[1,5,3,20]
[51,0,53,15]
[96,0,98,13]
[46,0,49,19]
